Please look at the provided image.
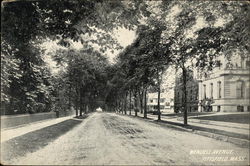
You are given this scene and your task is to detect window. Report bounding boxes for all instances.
[236,81,244,98]
[150,99,153,103]
[160,98,165,103]
[237,106,244,112]
[196,90,199,100]
[217,106,221,112]
[210,83,213,99]
[246,61,250,68]
[190,90,193,101]
[218,81,222,99]
[203,85,206,99]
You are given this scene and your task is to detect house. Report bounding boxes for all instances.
[174,70,199,113]
[147,89,174,113]
[197,53,250,112]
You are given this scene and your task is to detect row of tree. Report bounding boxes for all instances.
[1,0,144,115]
[1,1,249,126]
[107,1,249,124]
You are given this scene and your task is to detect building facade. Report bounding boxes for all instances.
[174,71,199,113]
[198,54,250,112]
[147,90,174,113]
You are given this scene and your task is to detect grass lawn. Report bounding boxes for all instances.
[1,118,85,162]
[162,112,215,117]
[192,113,249,124]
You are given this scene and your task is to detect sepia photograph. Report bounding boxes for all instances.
[1,0,249,165]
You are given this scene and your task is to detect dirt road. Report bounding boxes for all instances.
[3,112,249,165]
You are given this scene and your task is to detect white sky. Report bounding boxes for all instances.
[42,27,136,74]
[105,27,136,63]
[113,27,136,48]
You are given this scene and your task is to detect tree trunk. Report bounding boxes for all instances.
[157,83,161,121]
[115,100,118,113]
[68,83,71,109]
[117,100,119,113]
[118,100,120,113]
[120,100,123,114]
[129,90,132,115]
[79,88,83,116]
[143,86,147,118]
[124,93,127,115]
[85,104,88,114]
[182,67,188,125]
[75,99,79,117]
[76,106,79,116]
[134,90,138,117]
[80,99,83,116]
[75,88,79,116]
[139,88,143,114]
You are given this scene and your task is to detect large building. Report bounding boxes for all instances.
[174,70,199,113]
[197,53,250,112]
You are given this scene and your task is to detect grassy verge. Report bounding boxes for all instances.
[192,114,249,124]
[161,112,215,117]
[1,118,84,162]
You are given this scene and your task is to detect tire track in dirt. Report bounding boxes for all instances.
[102,114,176,165]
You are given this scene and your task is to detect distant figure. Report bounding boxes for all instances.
[96,107,102,112]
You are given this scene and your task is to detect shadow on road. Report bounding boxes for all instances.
[1,119,83,163]
[74,114,89,119]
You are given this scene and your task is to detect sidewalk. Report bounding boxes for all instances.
[1,115,74,142]
[125,111,249,146]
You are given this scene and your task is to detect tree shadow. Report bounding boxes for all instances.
[1,119,82,163]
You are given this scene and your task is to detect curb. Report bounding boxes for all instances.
[119,114,192,132]
[177,118,211,124]
[177,118,249,130]
[121,113,249,148]
[150,119,193,132]
[194,130,249,147]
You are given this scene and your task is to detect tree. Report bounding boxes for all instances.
[52,48,109,116]
[160,1,249,125]
[2,2,54,114]
[1,41,22,114]
[1,0,151,115]
[110,21,173,120]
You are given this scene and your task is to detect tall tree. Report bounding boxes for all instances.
[1,0,151,114]
[160,1,249,125]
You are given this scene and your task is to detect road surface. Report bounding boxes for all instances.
[3,112,249,165]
